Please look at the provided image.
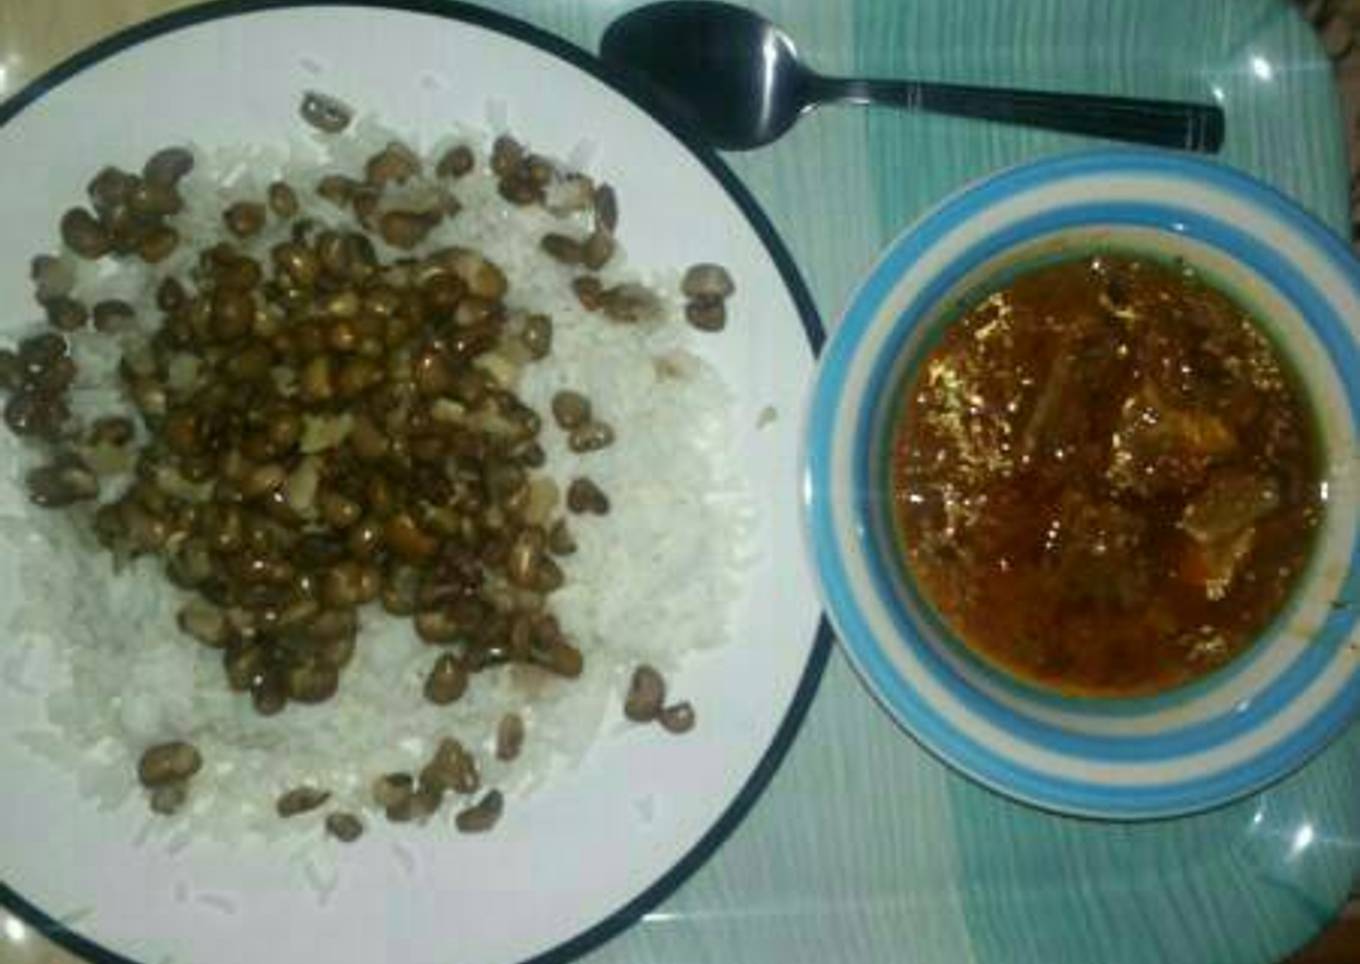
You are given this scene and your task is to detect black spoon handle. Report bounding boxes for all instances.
[816,76,1224,153]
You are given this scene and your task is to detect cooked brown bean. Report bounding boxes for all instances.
[224,201,267,238]
[659,701,696,734]
[372,772,415,809]
[322,561,380,608]
[286,660,340,703]
[365,142,421,186]
[210,288,255,342]
[352,188,380,230]
[681,263,736,300]
[506,526,547,589]
[346,518,384,560]
[316,173,358,208]
[624,665,666,722]
[178,600,228,647]
[30,355,77,396]
[380,564,421,616]
[521,314,552,359]
[148,782,188,816]
[248,673,286,715]
[496,713,525,761]
[19,332,67,372]
[274,241,321,287]
[307,607,358,644]
[226,343,274,383]
[27,457,98,508]
[442,248,508,300]
[138,741,202,788]
[92,299,135,333]
[532,556,564,593]
[414,608,463,644]
[5,392,69,439]
[594,183,618,233]
[384,512,438,562]
[295,530,348,568]
[380,210,440,250]
[540,233,584,265]
[316,629,357,670]
[515,440,547,469]
[143,147,195,187]
[336,356,381,397]
[566,477,610,515]
[60,207,110,259]
[424,738,478,795]
[319,490,362,529]
[568,420,615,453]
[412,346,455,397]
[299,355,335,403]
[424,653,468,705]
[685,296,726,332]
[89,415,134,446]
[156,277,187,312]
[241,461,286,499]
[436,145,475,179]
[128,181,183,217]
[30,254,75,303]
[138,225,180,264]
[267,181,299,219]
[300,91,353,133]
[545,173,594,216]
[166,536,214,589]
[531,639,583,677]
[277,786,332,818]
[525,155,554,186]
[325,811,364,842]
[547,518,576,556]
[490,136,524,177]
[582,230,615,271]
[455,790,503,833]
[600,283,660,323]
[572,276,603,311]
[386,785,442,823]
[87,167,137,212]
[45,296,88,332]
[127,377,167,418]
[0,351,20,393]
[550,390,590,430]
[321,290,362,322]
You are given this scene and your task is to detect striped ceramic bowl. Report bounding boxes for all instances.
[803,150,1360,820]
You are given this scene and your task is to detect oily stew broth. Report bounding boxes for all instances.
[893,255,1323,697]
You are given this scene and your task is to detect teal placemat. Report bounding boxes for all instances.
[451,2,1359,963]
[0,3,1349,964]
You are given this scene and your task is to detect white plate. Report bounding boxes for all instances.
[0,4,826,963]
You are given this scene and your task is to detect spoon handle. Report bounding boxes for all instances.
[816,77,1224,153]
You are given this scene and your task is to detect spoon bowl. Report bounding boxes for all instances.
[602,1,811,149]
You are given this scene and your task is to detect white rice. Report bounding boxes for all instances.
[0,115,752,847]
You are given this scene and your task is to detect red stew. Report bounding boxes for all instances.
[893,254,1323,697]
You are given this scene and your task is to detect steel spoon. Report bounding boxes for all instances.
[600,1,1224,152]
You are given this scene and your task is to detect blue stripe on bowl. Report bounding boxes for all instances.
[803,150,1360,818]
